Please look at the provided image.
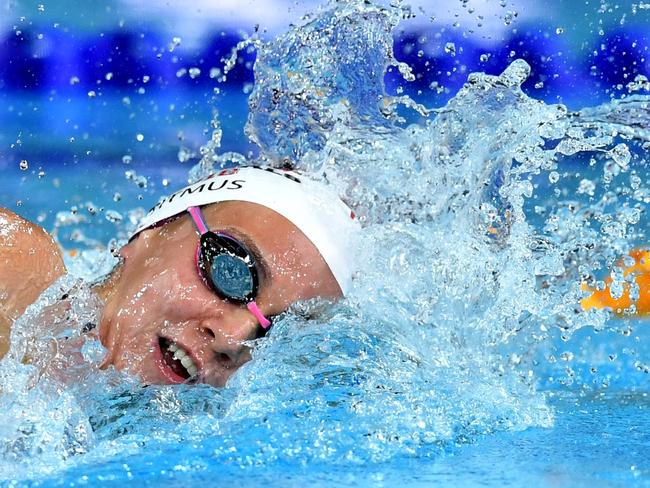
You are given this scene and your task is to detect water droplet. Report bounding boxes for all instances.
[125,170,148,189]
[122,155,132,164]
[19,159,28,170]
[560,351,574,361]
[188,67,201,79]
[136,133,144,142]
[626,74,650,93]
[444,42,456,56]
[577,178,596,196]
[498,59,531,88]
[610,143,631,170]
[169,36,182,52]
[548,171,560,184]
[555,27,564,34]
[609,281,625,300]
[503,11,517,25]
[177,147,192,163]
[105,210,123,223]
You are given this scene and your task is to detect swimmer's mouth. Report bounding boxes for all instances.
[158,337,199,382]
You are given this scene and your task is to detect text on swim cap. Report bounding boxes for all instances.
[148,179,245,214]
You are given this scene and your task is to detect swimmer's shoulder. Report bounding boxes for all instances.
[0,208,66,358]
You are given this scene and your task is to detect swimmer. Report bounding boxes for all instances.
[0,166,358,387]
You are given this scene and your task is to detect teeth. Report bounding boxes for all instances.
[168,341,198,377]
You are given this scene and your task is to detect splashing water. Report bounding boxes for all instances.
[2,0,650,483]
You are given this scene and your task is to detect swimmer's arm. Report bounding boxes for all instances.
[0,208,65,358]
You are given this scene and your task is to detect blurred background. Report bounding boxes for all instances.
[0,0,648,240]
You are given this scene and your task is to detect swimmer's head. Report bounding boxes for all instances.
[132,166,358,295]
[96,166,358,387]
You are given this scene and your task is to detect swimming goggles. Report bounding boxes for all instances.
[187,206,272,329]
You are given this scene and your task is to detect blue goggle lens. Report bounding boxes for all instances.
[198,232,260,303]
[210,253,255,301]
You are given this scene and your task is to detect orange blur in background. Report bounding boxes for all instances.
[581,248,650,317]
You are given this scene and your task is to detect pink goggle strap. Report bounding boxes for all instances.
[188,206,209,235]
[187,205,272,330]
[248,302,272,329]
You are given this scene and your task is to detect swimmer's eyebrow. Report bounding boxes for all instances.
[222,226,273,289]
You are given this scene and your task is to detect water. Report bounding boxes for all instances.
[1,0,650,486]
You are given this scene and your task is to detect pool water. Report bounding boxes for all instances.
[2,0,650,486]
[17,391,650,487]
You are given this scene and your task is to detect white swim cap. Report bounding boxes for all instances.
[132,166,359,294]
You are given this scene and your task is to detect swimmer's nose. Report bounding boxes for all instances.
[200,313,257,369]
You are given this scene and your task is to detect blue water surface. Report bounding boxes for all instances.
[23,390,650,488]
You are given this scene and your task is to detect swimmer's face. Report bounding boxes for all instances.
[97,201,342,387]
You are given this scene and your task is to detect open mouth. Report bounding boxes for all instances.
[158,337,199,382]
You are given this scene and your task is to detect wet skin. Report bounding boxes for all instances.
[0,202,342,387]
[95,201,342,387]
[0,208,65,358]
